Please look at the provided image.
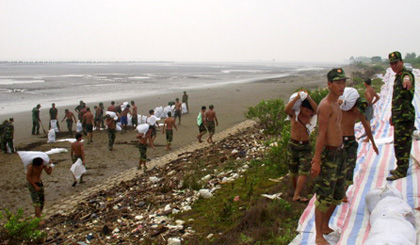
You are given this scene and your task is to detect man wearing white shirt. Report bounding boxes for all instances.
[147,109,159,147]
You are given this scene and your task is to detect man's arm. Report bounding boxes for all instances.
[307,95,318,113]
[214,112,218,126]
[44,161,53,175]
[162,121,166,133]
[311,103,330,177]
[173,121,178,131]
[70,145,74,160]
[284,95,301,117]
[72,113,77,122]
[360,115,379,154]
[403,75,413,90]
[81,144,85,165]
[372,91,380,105]
[62,114,66,122]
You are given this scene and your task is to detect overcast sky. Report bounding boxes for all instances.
[1,0,420,63]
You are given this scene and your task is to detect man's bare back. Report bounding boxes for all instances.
[365,86,380,105]
[205,110,216,121]
[132,105,137,115]
[164,117,176,130]
[175,101,182,111]
[83,111,94,125]
[71,141,84,157]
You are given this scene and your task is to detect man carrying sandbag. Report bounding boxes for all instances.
[284,90,317,203]
[26,156,53,224]
[71,133,85,186]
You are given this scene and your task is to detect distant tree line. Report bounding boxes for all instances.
[349,52,420,68]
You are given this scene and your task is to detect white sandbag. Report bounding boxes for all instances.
[105,111,117,118]
[50,120,59,132]
[139,115,147,124]
[57,138,85,143]
[136,124,149,134]
[370,196,415,227]
[127,114,132,126]
[182,103,188,114]
[365,215,416,245]
[17,151,50,173]
[154,106,165,119]
[365,184,404,213]
[70,158,86,181]
[340,87,359,111]
[47,129,56,143]
[288,92,302,112]
[44,148,68,155]
[199,189,213,199]
[147,115,160,126]
[76,120,83,133]
[116,122,122,131]
[164,106,174,118]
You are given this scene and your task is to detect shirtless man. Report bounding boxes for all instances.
[79,105,87,135]
[284,90,317,203]
[360,78,381,142]
[82,107,94,143]
[62,109,77,136]
[105,114,117,151]
[26,157,53,223]
[94,105,103,130]
[205,105,218,143]
[311,68,347,245]
[71,133,85,186]
[162,111,178,151]
[108,101,116,112]
[137,127,153,170]
[174,98,182,125]
[120,104,131,133]
[131,101,138,127]
[197,106,207,143]
[340,87,379,202]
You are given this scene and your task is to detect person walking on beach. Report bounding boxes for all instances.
[162,111,178,151]
[311,68,347,245]
[340,87,378,202]
[284,90,317,203]
[147,109,159,147]
[387,51,416,181]
[62,109,77,136]
[182,91,189,112]
[205,105,218,143]
[32,104,42,135]
[1,118,14,153]
[197,106,207,143]
[26,157,53,224]
[94,105,103,130]
[105,114,117,151]
[71,133,85,186]
[49,103,60,131]
[174,98,182,125]
[75,101,85,120]
[137,126,153,170]
[120,104,131,133]
[99,102,105,128]
[82,107,94,143]
[79,105,88,135]
[131,101,138,127]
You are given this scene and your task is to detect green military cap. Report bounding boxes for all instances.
[388,51,402,62]
[356,97,368,114]
[327,68,349,82]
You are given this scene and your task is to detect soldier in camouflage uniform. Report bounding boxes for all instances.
[284,90,318,203]
[0,120,6,153]
[32,104,41,135]
[387,51,416,181]
[105,114,117,151]
[2,118,14,153]
[311,68,347,245]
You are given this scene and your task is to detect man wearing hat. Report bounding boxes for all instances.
[340,87,378,202]
[387,51,416,181]
[311,68,347,245]
[1,118,14,153]
[32,104,42,135]
[182,91,189,112]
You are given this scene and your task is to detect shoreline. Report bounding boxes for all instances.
[0,68,328,215]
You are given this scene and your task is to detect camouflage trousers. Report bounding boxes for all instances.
[66,120,73,135]
[107,129,116,150]
[314,147,346,213]
[393,120,415,177]
[343,137,358,186]
[166,129,173,144]
[138,143,147,161]
[1,137,14,153]
[286,140,311,177]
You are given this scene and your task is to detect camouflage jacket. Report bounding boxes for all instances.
[3,122,13,139]
[392,68,415,123]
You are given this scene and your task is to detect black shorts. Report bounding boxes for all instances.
[86,124,93,132]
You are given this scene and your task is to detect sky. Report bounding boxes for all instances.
[1,0,420,63]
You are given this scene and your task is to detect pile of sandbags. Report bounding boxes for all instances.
[365,185,416,244]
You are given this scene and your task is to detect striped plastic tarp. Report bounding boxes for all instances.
[291,68,420,244]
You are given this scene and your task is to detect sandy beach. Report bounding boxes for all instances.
[0,69,327,215]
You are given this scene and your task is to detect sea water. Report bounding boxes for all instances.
[0,61,327,115]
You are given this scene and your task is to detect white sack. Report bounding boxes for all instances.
[164,106,175,118]
[70,158,86,181]
[340,87,359,111]
[288,92,302,112]
[76,120,83,133]
[116,122,122,131]
[127,114,132,126]
[154,106,165,119]
[365,184,404,213]
[44,148,68,155]
[17,151,50,173]
[199,189,213,199]
[182,103,188,114]
[50,120,59,132]
[365,215,416,245]
[370,196,415,227]
[139,115,148,124]
[47,129,56,143]
[136,124,149,134]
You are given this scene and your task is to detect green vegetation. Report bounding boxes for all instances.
[0,209,46,244]
[244,98,287,135]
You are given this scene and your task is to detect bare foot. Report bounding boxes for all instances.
[363,138,369,143]
[342,196,348,203]
[322,226,334,235]
[197,136,203,143]
[315,236,330,245]
[415,207,420,211]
